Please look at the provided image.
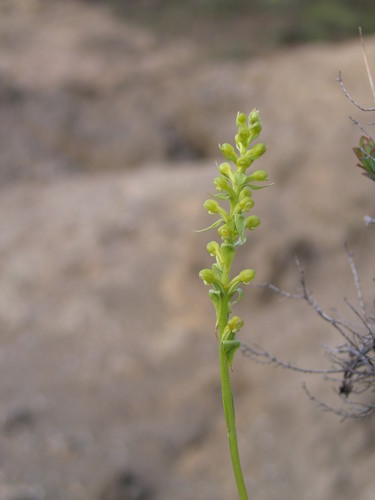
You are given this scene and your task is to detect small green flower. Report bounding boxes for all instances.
[204,199,220,214]
[248,169,268,181]
[238,269,256,283]
[227,315,244,333]
[245,215,261,229]
[220,143,239,163]
[199,268,216,285]
[219,162,235,180]
[236,112,247,127]
[206,240,221,257]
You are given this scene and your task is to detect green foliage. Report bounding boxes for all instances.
[353,135,375,181]
[118,0,375,50]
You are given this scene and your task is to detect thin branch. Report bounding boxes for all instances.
[302,383,375,420]
[344,298,374,341]
[295,257,359,349]
[240,343,342,375]
[242,251,375,419]
[345,244,367,318]
[349,116,375,143]
[253,282,303,300]
[337,71,375,112]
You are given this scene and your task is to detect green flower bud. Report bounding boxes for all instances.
[248,108,260,125]
[245,215,260,229]
[238,197,254,211]
[238,269,255,284]
[199,268,216,284]
[237,145,266,170]
[248,123,262,143]
[248,110,262,142]
[218,224,231,240]
[227,269,255,295]
[214,176,230,191]
[248,170,268,181]
[236,156,252,170]
[204,199,219,214]
[236,112,247,128]
[239,186,252,199]
[218,162,233,178]
[206,241,220,256]
[235,129,250,149]
[228,315,244,332]
[248,143,266,160]
[219,143,238,163]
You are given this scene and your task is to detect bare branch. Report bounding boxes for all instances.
[337,71,375,112]
[303,383,375,420]
[253,282,303,300]
[345,244,367,318]
[242,250,375,419]
[240,342,341,375]
[349,116,375,143]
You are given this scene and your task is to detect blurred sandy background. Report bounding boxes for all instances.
[1,1,375,499]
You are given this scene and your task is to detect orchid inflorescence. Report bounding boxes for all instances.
[199,109,269,366]
[198,109,269,499]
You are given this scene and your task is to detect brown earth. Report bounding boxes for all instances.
[1,1,375,499]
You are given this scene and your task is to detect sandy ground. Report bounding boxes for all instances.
[1,1,375,499]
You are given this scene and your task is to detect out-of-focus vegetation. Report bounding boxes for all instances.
[99,0,375,56]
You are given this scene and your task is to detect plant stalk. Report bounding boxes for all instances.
[218,300,249,500]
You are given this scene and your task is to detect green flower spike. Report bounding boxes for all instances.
[199,110,270,500]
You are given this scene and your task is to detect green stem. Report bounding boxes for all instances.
[218,300,249,500]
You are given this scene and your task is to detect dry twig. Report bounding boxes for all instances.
[242,253,375,419]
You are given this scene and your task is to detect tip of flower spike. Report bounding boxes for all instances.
[248,109,260,124]
[236,112,247,128]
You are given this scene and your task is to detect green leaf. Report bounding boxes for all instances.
[354,136,375,181]
[234,171,247,186]
[209,289,222,321]
[230,287,243,306]
[234,214,246,245]
[209,192,230,201]
[246,182,274,190]
[212,263,222,282]
[221,340,241,370]
[194,219,222,232]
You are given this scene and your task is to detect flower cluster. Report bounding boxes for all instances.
[199,109,269,364]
